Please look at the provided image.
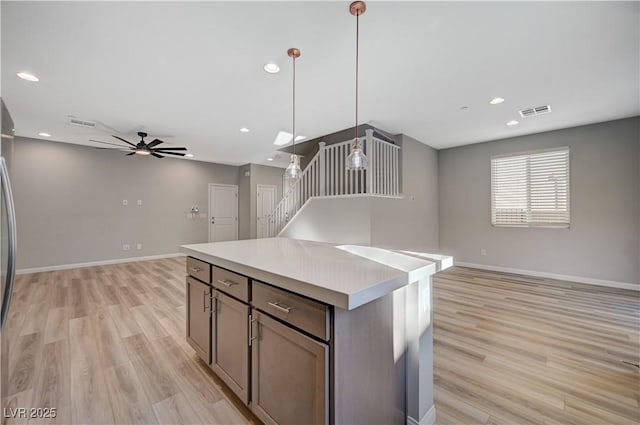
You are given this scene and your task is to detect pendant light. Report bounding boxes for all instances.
[345,1,368,171]
[284,48,302,182]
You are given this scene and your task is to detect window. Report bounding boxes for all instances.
[491,147,570,228]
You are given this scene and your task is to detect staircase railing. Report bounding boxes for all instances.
[263,129,401,237]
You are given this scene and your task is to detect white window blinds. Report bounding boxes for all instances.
[491,147,570,228]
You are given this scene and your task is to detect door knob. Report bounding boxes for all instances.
[211,217,215,224]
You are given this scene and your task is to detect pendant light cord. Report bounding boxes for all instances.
[355,11,359,147]
[292,54,296,156]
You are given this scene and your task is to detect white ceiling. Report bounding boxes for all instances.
[2,1,638,167]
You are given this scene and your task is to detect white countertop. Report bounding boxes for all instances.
[181,238,451,310]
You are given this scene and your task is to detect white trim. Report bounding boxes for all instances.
[455,261,639,291]
[16,253,185,275]
[407,405,436,425]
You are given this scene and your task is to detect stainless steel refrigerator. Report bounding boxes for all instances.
[0,98,17,424]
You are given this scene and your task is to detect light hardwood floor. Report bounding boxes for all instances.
[433,267,639,425]
[5,257,259,425]
[5,259,639,425]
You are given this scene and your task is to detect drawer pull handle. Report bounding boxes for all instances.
[189,267,202,273]
[217,279,237,287]
[268,301,292,314]
[203,291,211,313]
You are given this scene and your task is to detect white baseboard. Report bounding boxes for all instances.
[407,405,436,425]
[16,253,186,275]
[455,261,639,291]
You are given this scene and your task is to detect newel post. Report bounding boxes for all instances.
[365,129,374,194]
[318,142,326,196]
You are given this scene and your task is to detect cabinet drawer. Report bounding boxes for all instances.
[213,266,249,302]
[187,257,211,283]
[252,281,329,341]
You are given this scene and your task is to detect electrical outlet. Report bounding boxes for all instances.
[137,200,142,206]
[136,243,142,250]
[481,249,487,256]
[122,199,128,206]
[123,244,130,251]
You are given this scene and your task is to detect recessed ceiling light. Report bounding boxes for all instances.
[263,63,280,74]
[185,153,194,158]
[273,131,306,146]
[239,127,250,133]
[490,97,505,105]
[17,72,39,82]
[267,157,273,161]
[38,132,52,137]
[506,120,519,126]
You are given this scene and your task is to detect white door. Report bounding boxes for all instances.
[257,184,276,239]
[209,184,238,242]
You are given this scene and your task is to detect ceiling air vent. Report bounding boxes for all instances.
[518,104,552,118]
[67,116,96,128]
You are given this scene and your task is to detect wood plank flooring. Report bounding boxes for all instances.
[5,258,258,425]
[5,259,639,425]
[433,267,639,425]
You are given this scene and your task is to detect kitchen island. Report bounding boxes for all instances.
[181,238,451,425]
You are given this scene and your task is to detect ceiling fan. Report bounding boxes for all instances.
[90,132,188,158]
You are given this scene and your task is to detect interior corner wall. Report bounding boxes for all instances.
[438,117,640,285]
[12,137,239,269]
[238,164,251,240]
[370,135,439,252]
[249,164,283,239]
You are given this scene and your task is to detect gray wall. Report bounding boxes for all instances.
[370,135,439,252]
[12,137,239,269]
[439,117,640,285]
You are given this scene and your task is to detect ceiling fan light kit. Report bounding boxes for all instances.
[345,1,368,171]
[90,131,188,159]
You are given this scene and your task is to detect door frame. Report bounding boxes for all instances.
[208,183,238,242]
[256,184,277,239]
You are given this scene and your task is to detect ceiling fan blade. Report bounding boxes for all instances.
[90,139,132,148]
[153,147,187,151]
[147,139,163,148]
[112,135,137,147]
[126,152,136,156]
[92,147,131,151]
[157,151,186,157]
[152,153,165,159]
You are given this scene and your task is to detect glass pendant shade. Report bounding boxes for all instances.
[284,154,302,181]
[346,139,368,170]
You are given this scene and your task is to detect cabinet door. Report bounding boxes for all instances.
[186,276,211,363]
[212,291,249,403]
[251,310,328,425]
